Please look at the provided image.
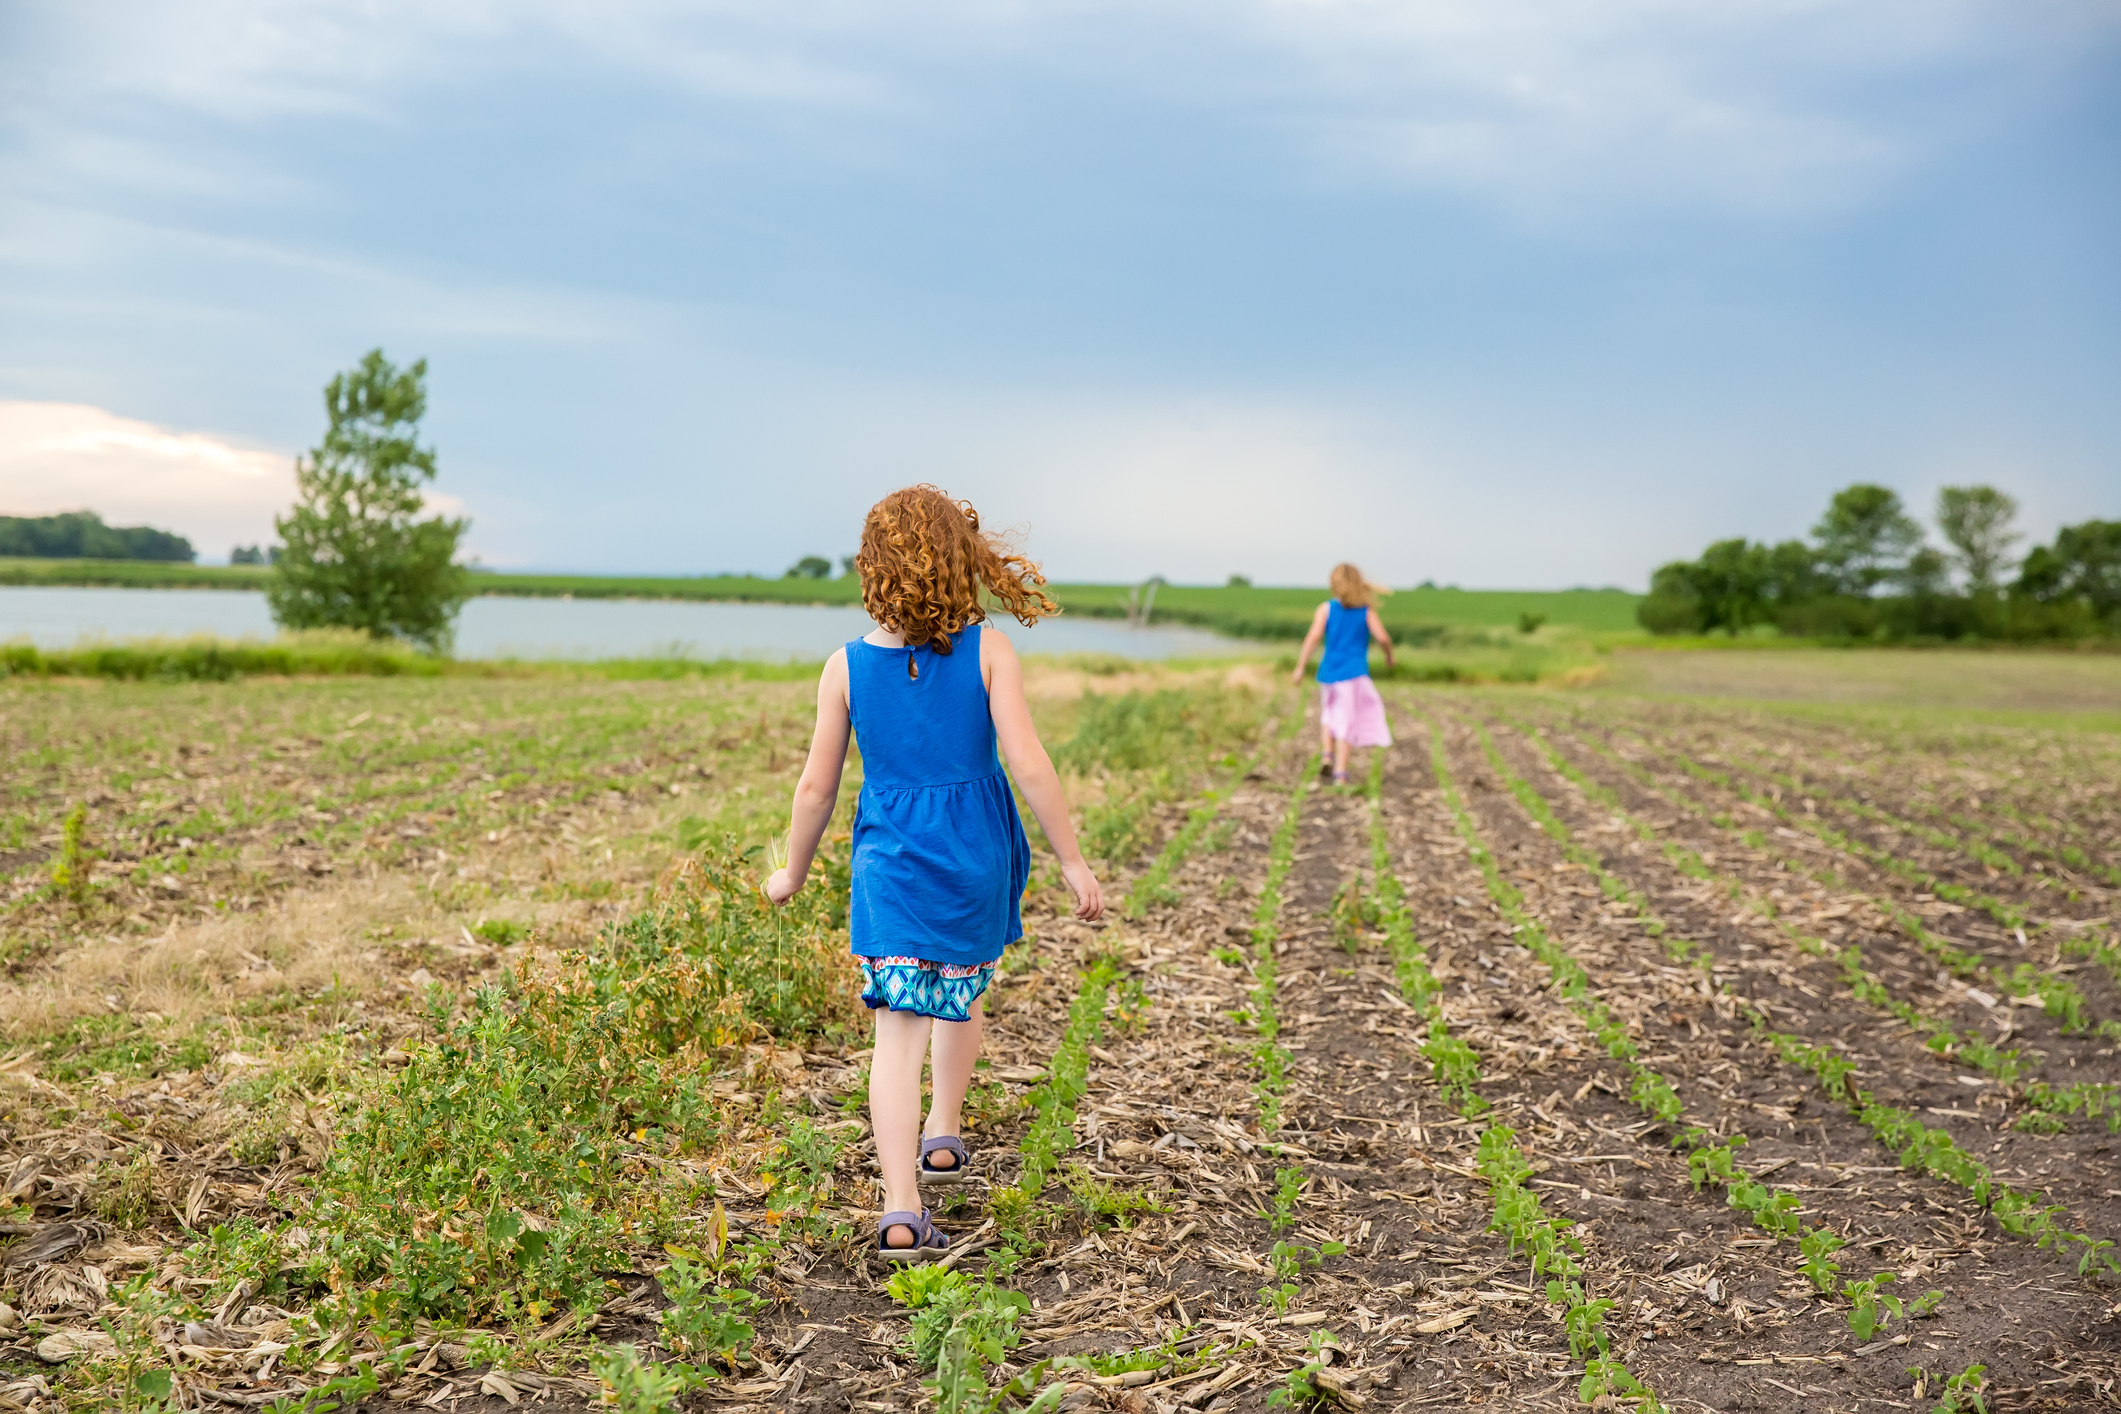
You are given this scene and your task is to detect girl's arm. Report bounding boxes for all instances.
[1366,606,1396,670]
[765,650,852,905]
[983,629,1104,921]
[1289,601,1331,683]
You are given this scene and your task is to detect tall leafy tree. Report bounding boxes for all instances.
[1811,484,1922,596]
[267,351,471,652]
[1936,485,2021,592]
[2017,521,2121,622]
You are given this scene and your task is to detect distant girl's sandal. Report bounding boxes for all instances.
[876,1209,951,1264]
[919,1135,972,1185]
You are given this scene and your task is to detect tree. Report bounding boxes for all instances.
[230,545,265,565]
[1936,485,2021,592]
[785,556,833,580]
[0,511,193,562]
[1812,484,1921,596]
[1638,537,1822,636]
[2017,520,2121,621]
[267,350,471,652]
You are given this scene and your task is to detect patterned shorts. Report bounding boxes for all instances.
[859,957,997,1022]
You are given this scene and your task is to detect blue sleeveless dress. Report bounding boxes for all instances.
[846,624,1032,1020]
[1316,600,1372,684]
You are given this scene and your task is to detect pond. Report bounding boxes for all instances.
[0,586,1246,662]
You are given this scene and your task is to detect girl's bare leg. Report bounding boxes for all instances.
[924,996,984,1170]
[871,1006,934,1246]
[1333,736,1351,776]
[1318,720,1332,764]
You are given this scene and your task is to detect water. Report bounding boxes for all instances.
[0,585,1243,661]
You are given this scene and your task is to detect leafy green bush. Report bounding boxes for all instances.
[299,841,855,1324]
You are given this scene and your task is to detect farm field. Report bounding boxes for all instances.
[1604,648,2121,720]
[0,658,2117,1411]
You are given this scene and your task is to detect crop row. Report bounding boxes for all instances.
[1541,711,2121,1038]
[1484,709,2121,1277]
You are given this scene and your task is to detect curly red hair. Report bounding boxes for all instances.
[856,485,1058,653]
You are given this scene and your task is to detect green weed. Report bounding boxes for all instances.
[590,1345,693,1414]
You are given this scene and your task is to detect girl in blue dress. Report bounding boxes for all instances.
[766,485,1105,1261]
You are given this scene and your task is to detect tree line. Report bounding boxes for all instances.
[0,511,194,562]
[1641,484,2120,641]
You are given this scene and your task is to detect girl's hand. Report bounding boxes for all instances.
[1062,859,1105,921]
[1288,666,1305,685]
[765,867,803,906]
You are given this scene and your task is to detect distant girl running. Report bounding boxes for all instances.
[766,485,1104,1262]
[1290,562,1396,784]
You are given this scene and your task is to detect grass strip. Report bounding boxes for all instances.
[1494,713,2121,1276]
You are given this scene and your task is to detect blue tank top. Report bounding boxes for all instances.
[845,624,1032,966]
[1316,600,1372,684]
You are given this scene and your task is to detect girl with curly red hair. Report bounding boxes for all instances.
[767,485,1104,1261]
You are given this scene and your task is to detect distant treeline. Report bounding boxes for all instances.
[0,511,195,562]
[1643,484,2119,642]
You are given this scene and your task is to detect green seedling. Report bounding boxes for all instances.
[929,1322,1065,1414]
[1932,1362,1988,1413]
[656,1251,761,1367]
[590,1345,693,1414]
[1799,1227,1846,1294]
[1267,1330,1339,1409]
[1266,1165,1304,1232]
[51,802,94,910]
[1844,1273,1905,1342]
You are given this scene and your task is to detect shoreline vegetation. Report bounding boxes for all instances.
[0,556,1637,634]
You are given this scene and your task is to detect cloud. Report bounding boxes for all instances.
[0,403,294,559]
[12,0,2114,214]
[0,402,466,561]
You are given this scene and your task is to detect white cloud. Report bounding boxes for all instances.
[0,402,466,562]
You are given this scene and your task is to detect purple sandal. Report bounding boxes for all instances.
[876,1208,951,1263]
[919,1135,971,1185]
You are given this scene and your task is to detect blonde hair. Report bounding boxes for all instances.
[855,485,1058,654]
[1329,562,1387,609]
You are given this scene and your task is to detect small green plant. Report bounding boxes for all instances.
[1061,1164,1165,1230]
[656,1252,761,1367]
[1212,945,1244,967]
[1266,1165,1304,1232]
[1685,1134,1746,1190]
[1112,974,1150,1032]
[1329,878,1380,954]
[1421,1032,1484,1111]
[929,1322,1066,1414]
[470,917,531,945]
[885,1263,966,1309]
[1800,1226,1846,1294]
[1844,1273,1905,1342]
[1256,1238,1344,1315]
[1266,1330,1339,1409]
[51,802,94,910]
[93,1148,158,1229]
[1932,1362,1988,1413]
[590,1344,693,1414]
[907,1279,1033,1372]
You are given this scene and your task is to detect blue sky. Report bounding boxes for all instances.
[2,0,2117,586]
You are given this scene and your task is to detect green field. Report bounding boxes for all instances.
[0,557,1639,639]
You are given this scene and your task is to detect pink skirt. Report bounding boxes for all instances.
[1320,676,1393,748]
